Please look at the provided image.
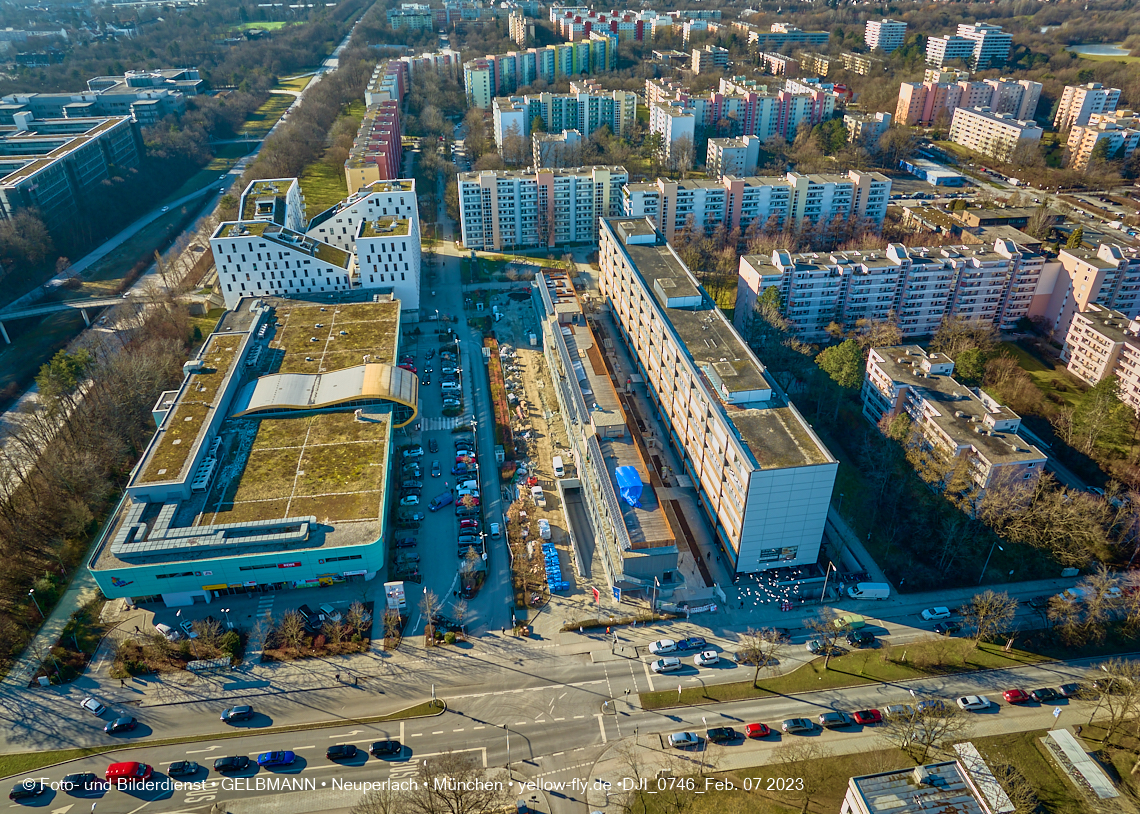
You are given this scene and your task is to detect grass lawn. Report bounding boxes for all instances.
[993,341,1086,411]
[239,94,293,138]
[165,143,253,203]
[973,730,1090,814]
[640,639,1048,709]
[277,74,314,93]
[231,21,293,30]
[1075,52,1140,64]
[297,100,363,215]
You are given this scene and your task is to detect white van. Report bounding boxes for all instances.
[531,485,546,507]
[847,582,891,600]
[552,455,565,478]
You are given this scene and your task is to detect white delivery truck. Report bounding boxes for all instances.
[552,455,565,477]
[847,582,891,600]
[538,518,551,539]
[531,485,546,507]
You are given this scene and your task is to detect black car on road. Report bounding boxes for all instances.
[104,716,137,734]
[213,756,251,773]
[370,740,402,757]
[327,744,358,761]
[221,705,253,722]
[168,761,200,777]
[61,773,102,793]
[9,781,46,801]
[705,727,738,743]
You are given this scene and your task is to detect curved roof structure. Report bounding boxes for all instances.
[231,363,418,426]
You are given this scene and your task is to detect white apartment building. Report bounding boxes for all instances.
[622,170,889,243]
[1063,304,1140,414]
[985,77,1042,121]
[355,218,421,310]
[306,179,418,254]
[1065,110,1140,170]
[691,44,728,74]
[844,111,891,147]
[239,179,306,233]
[457,166,628,251]
[599,217,838,574]
[863,346,1046,490]
[533,129,585,168]
[864,19,906,53]
[1032,243,1140,341]
[649,103,696,164]
[927,22,1011,69]
[735,240,1046,342]
[1054,82,1123,131]
[705,135,761,178]
[492,85,638,147]
[948,107,1043,161]
[211,222,355,310]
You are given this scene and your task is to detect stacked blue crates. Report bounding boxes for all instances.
[542,542,568,592]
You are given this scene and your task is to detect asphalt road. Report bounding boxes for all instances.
[1,656,1108,814]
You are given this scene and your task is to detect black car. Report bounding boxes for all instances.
[396,536,417,548]
[9,781,46,801]
[221,705,253,722]
[327,744,358,761]
[370,740,402,757]
[934,621,962,637]
[61,773,102,793]
[428,439,439,453]
[213,756,250,773]
[167,761,200,777]
[1030,688,1059,703]
[846,630,876,648]
[705,726,738,743]
[104,716,137,734]
[819,711,854,729]
[421,376,431,386]
[455,440,473,451]
[1058,683,1084,698]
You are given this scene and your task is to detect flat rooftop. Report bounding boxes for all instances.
[240,178,294,222]
[607,218,832,471]
[214,221,352,269]
[360,218,411,238]
[848,762,990,814]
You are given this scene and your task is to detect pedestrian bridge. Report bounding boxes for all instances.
[0,296,127,343]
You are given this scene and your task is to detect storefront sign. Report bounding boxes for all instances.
[202,584,227,591]
[278,562,301,568]
[384,581,407,610]
[343,570,368,577]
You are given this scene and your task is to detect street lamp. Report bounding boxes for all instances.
[978,543,1003,585]
[28,589,43,619]
[503,724,511,777]
[819,562,836,605]
[221,608,232,629]
[836,493,844,514]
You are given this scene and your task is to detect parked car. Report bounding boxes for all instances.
[395,536,417,548]
[744,723,771,738]
[428,439,438,453]
[104,716,137,734]
[916,699,947,713]
[649,639,677,655]
[81,697,107,716]
[651,657,683,674]
[257,751,296,767]
[167,761,199,777]
[9,782,46,801]
[956,695,991,711]
[318,603,342,622]
[402,446,424,459]
[459,519,479,530]
[399,495,420,506]
[846,630,875,648]
[1030,688,1059,703]
[668,732,700,749]
[221,705,253,722]
[819,711,853,729]
[883,704,914,719]
[401,479,423,490]
[327,744,358,761]
[705,726,737,743]
[934,621,961,636]
[1058,683,1084,698]
[179,619,199,639]
[213,756,250,773]
[694,650,720,667]
[853,709,882,725]
[1003,689,1030,705]
[489,522,501,538]
[921,607,951,621]
[154,622,180,641]
[370,740,402,757]
[431,461,441,478]
[677,636,707,651]
[782,718,815,734]
[61,773,103,792]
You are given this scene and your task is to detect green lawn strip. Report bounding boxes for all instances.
[972,730,1089,814]
[0,700,446,780]
[299,160,350,219]
[639,641,1048,709]
[239,94,293,138]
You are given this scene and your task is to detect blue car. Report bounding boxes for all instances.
[677,637,707,651]
[916,699,947,713]
[257,751,296,767]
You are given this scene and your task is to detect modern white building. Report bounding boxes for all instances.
[843,111,891,147]
[1065,110,1140,170]
[533,129,585,168]
[706,135,762,178]
[948,107,1043,161]
[691,44,729,74]
[926,22,1011,69]
[239,178,306,234]
[735,240,1047,342]
[491,84,638,149]
[864,19,906,53]
[649,103,696,165]
[457,166,628,251]
[1054,82,1122,131]
[863,345,1046,491]
[355,218,421,310]
[599,217,837,574]
[306,179,419,254]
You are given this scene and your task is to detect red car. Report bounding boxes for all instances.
[398,364,417,374]
[459,519,479,530]
[744,723,771,738]
[853,709,882,725]
[1003,689,1030,704]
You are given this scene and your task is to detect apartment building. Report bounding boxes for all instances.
[863,346,1046,490]
[895,77,1041,127]
[926,22,1011,69]
[948,107,1043,161]
[1062,304,1140,414]
[509,11,535,46]
[355,218,421,310]
[550,7,669,41]
[364,60,408,106]
[533,129,584,168]
[599,217,838,574]
[307,179,419,254]
[757,52,798,76]
[797,52,833,77]
[691,44,728,74]
[844,112,891,147]
[456,166,628,250]
[463,39,617,109]
[387,6,434,29]
[706,135,762,178]
[734,240,1046,342]
[864,19,906,53]
[0,114,143,232]
[344,101,403,190]
[730,21,829,51]
[1032,243,1140,340]
[1054,82,1122,131]
[624,170,890,243]
[211,222,355,310]
[239,179,306,234]
[1065,110,1140,170]
[491,84,637,147]
[648,104,695,164]
[396,49,462,81]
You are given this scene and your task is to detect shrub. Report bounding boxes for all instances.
[444,631,457,645]
[351,633,362,643]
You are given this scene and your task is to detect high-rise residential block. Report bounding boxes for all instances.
[307,179,419,255]
[844,111,891,147]
[457,166,628,251]
[355,217,421,311]
[926,22,1011,69]
[948,107,1043,161]
[1054,83,1122,131]
[864,19,906,53]
[706,135,762,178]
[509,11,535,46]
[1063,304,1140,414]
[895,77,1040,127]
[463,40,617,109]
[492,84,637,150]
[691,44,729,74]
[344,101,403,190]
[1065,110,1140,170]
[1036,243,1140,340]
[598,217,837,574]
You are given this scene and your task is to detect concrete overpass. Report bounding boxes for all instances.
[0,297,127,343]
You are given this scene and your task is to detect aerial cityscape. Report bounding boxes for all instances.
[0,0,1139,812]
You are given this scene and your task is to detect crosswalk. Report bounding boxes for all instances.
[255,594,275,623]
[421,415,472,431]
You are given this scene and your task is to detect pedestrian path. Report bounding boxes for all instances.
[1,568,100,688]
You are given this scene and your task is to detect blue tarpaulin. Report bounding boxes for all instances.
[615,466,643,508]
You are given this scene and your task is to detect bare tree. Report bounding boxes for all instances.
[278,611,306,650]
[1088,659,1140,741]
[351,785,401,814]
[400,751,511,814]
[345,601,368,637]
[963,590,1018,648]
[737,627,787,686]
[988,759,1039,814]
[803,613,844,668]
[773,741,831,814]
[323,618,347,645]
[451,598,468,639]
[421,589,441,646]
[193,617,222,651]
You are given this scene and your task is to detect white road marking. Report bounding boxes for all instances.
[597,715,608,744]
[472,725,485,730]
[553,717,565,721]
[453,728,465,732]
[411,733,423,737]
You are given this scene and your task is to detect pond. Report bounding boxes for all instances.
[1066,43,1131,56]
